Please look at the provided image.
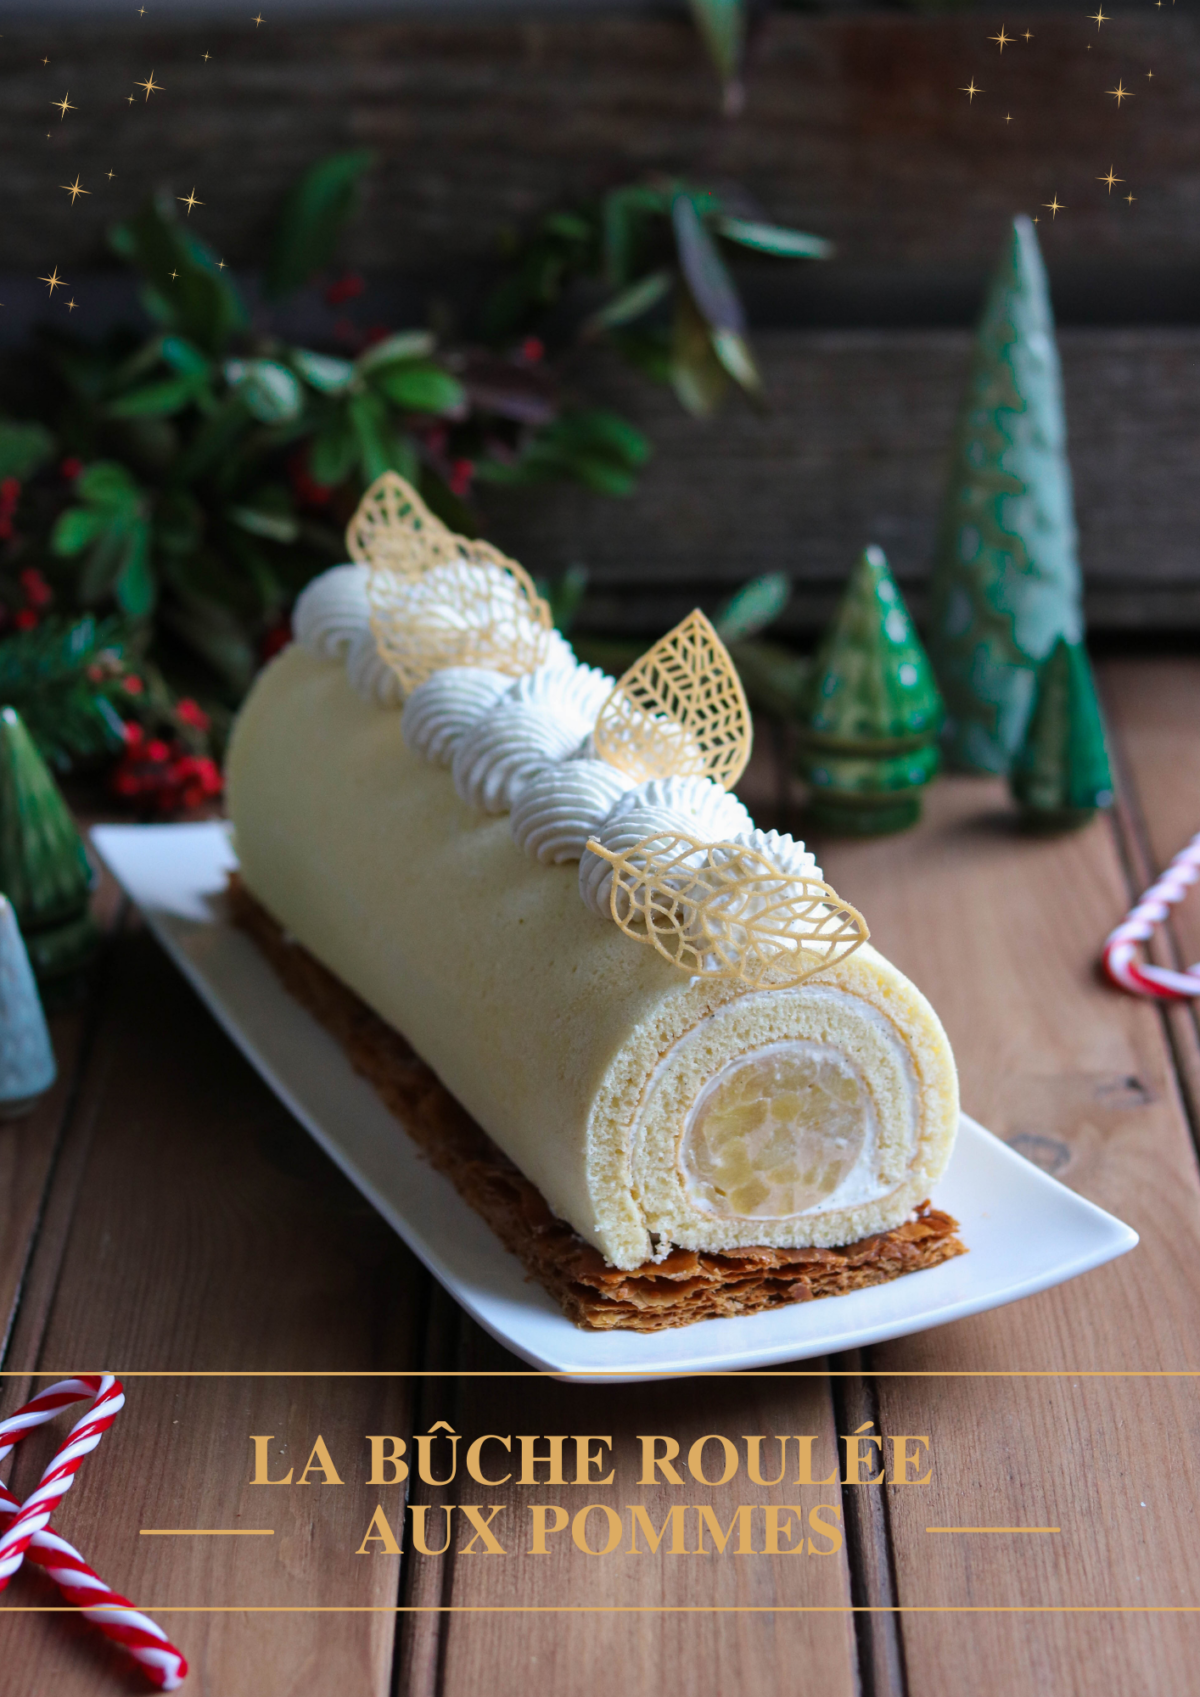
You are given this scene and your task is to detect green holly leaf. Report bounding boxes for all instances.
[114,519,155,618]
[51,506,112,557]
[355,331,435,375]
[225,360,305,424]
[291,349,356,395]
[716,217,833,260]
[309,408,359,487]
[714,574,791,643]
[370,361,466,415]
[348,392,417,484]
[108,373,209,418]
[584,269,674,336]
[687,0,745,90]
[0,420,55,482]
[228,503,301,544]
[77,461,142,509]
[112,194,247,354]
[265,148,376,300]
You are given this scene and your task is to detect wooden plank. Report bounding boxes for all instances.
[0,1013,87,1363]
[0,834,128,1362]
[486,328,1200,635]
[1099,655,1200,1136]
[1100,658,1200,971]
[0,11,1195,281]
[0,923,424,1695]
[808,771,1200,1694]
[422,1321,859,1697]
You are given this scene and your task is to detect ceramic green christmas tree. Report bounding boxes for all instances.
[927,215,1084,774]
[0,706,97,993]
[795,545,944,835]
[1009,637,1114,829]
[0,894,56,1115]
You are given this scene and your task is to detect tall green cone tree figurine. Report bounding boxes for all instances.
[1010,637,1114,830]
[0,707,97,992]
[927,214,1084,774]
[795,545,943,835]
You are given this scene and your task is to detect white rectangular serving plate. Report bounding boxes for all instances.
[93,822,1138,1383]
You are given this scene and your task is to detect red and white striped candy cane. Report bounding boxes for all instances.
[0,1374,187,1689]
[1103,829,1200,1000]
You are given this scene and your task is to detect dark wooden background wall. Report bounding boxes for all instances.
[2,5,1198,635]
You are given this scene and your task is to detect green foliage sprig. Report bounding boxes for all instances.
[481,178,831,418]
[0,150,827,784]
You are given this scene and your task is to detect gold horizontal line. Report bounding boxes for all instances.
[926,1527,1060,1534]
[2,1605,1197,1615]
[5,1371,1200,1380]
[139,1530,274,1537]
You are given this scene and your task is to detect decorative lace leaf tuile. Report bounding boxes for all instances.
[592,610,752,791]
[345,472,553,696]
[586,830,869,991]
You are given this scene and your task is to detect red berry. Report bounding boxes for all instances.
[13,609,37,631]
[175,697,211,732]
[60,458,83,481]
[520,337,545,364]
[122,675,145,695]
[448,458,475,498]
[324,272,366,307]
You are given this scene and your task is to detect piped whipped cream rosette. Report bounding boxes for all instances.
[228,472,960,1275]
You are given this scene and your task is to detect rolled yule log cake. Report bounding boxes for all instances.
[226,474,963,1325]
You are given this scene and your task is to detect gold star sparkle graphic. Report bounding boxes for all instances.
[1107,80,1133,106]
[168,269,179,281]
[1098,166,1124,193]
[1126,191,1137,205]
[1043,196,1065,218]
[127,95,135,105]
[39,267,66,296]
[202,51,211,62]
[177,188,205,216]
[1004,112,1013,123]
[60,175,90,204]
[66,297,78,313]
[989,27,1011,50]
[217,259,227,270]
[52,92,75,120]
[135,70,163,101]
[959,80,983,102]
[1087,5,1109,26]
[41,56,49,66]
[253,11,265,23]
[1023,29,1034,40]
[107,169,117,180]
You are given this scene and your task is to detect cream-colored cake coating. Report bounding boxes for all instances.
[227,644,959,1269]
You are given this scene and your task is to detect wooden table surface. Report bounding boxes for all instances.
[2,656,1198,1697]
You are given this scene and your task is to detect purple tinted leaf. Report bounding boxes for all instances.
[671,194,745,335]
[460,353,558,426]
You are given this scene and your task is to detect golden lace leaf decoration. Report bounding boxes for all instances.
[586,831,869,991]
[592,609,752,791]
[345,473,553,696]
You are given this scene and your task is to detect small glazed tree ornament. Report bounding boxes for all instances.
[0,706,97,992]
[0,895,55,1116]
[1009,637,1114,830]
[927,214,1084,773]
[794,546,943,836]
